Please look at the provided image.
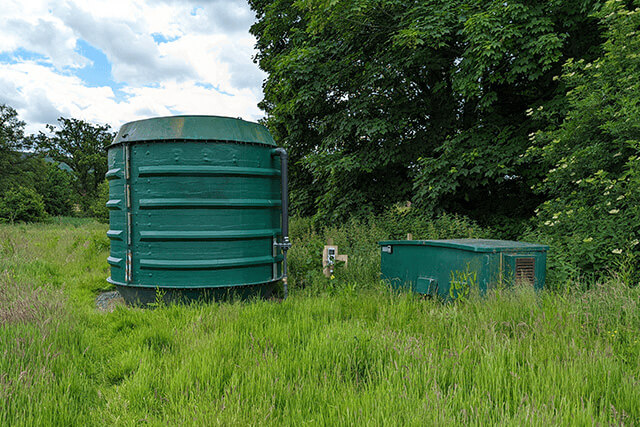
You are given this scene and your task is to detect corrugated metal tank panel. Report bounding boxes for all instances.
[106,116,283,304]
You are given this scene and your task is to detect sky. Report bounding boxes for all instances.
[0,0,266,135]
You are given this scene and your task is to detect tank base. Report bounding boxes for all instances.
[114,283,276,307]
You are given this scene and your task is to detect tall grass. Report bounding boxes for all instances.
[0,220,638,425]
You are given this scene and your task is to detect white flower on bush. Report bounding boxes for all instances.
[612,249,623,254]
[583,237,593,243]
[632,239,640,246]
[609,209,620,214]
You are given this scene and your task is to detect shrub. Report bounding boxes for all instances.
[378,204,489,240]
[0,187,47,223]
[526,2,640,283]
[85,180,109,223]
[34,162,75,216]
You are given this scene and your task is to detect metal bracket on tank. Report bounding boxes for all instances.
[273,237,291,281]
[273,237,292,251]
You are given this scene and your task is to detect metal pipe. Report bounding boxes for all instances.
[272,148,289,237]
[272,147,291,298]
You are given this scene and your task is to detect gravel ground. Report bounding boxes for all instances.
[95,291,125,312]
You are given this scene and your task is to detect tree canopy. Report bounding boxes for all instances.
[0,104,33,190]
[0,105,111,221]
[37,117,114,202]
[249,0,604,228]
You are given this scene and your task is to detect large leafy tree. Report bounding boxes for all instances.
[249,0,603,228]
[250,0,461,222]
[37,118,114,202]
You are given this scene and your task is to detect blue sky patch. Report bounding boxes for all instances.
[74,39,127,101]
[152,33,180,44]
[195,82,214,90]
[195,82,234,97]
[0,48,50,66]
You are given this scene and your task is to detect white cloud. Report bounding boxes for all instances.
[57,4,197,84]
[0,0,266,134]
[0,61,262,135]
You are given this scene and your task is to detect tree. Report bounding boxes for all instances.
[36,118,114,204]
[33,161,75,216]
[249,0,604,228]
[411,0,604,233]
[86,180,109,223]
[0,104,33,190]
[526,0,640,278]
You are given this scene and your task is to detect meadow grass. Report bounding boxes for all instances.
[0,221,639,425]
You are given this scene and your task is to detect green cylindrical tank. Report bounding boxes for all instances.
[106,115,286,304]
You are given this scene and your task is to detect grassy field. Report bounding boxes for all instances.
[1,221,639,425]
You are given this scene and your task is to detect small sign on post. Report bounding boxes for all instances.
[323,239,348,277]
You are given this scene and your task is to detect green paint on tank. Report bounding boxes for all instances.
[112,115,276,146]
[106,116,283,304]
[379,239,548,300]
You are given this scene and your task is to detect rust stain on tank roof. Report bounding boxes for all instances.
[170,117,185,134]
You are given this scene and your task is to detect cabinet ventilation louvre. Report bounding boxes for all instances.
[515,257,536,285]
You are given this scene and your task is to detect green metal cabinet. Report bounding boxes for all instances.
[379,239,548,299]
[106,115,285,304]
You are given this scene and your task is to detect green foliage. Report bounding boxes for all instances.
[449,266,477,302]
[377,204,490,241]
[1,222,639,424]
[0,104,37,190]
[85,180,109,223]
[36,117,114,204]
[34,162,75,216]
[1,105,109,221]
[0,104,27,151]
[526,0,640,280]
[0,187,47,223]
[249,0,604,226]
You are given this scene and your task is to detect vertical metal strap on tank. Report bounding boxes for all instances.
[126,250,132,282]
[124,143,132,283]
[272,236,278,280]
